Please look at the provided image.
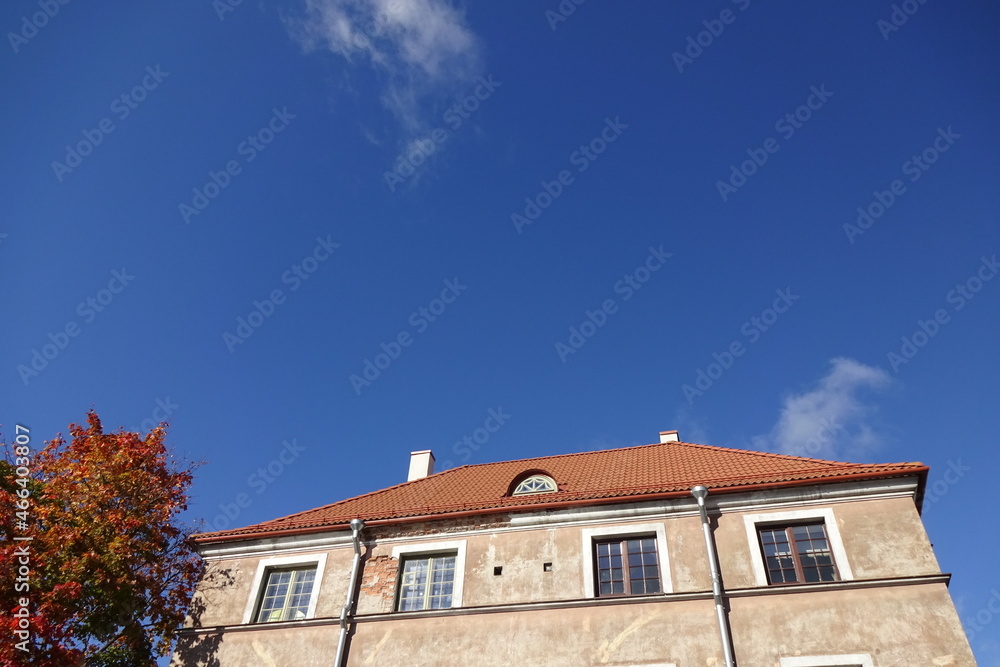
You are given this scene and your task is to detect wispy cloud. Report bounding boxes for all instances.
[286,0,483,135]
[752,357,891,460]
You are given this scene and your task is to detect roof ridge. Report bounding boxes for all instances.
[246,462,928,524]
[202,441,926,538]
[454,439,906,469]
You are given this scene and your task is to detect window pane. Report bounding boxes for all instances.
[759,523,837,585]
[595,537,660,597]
[398,555,456,611]
[257,567,316,622]
[512,474,557,495]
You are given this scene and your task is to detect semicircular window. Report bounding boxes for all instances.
[512,474,557,496]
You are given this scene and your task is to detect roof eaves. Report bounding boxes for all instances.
[192,465,927,545]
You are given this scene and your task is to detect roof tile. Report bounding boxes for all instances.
[195,440,926,543]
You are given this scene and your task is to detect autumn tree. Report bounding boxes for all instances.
[0,411,202,667]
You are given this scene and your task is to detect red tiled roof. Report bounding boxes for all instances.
[194,440,927,544]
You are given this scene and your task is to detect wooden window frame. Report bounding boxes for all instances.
[757,521,840,585]
[593,535,662,597]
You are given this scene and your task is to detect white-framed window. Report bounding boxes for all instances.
[580,523,671,598]
[391,540,467,611]
[742,508,853,587]
[779,654,873,667]
[512,474,557,495]
[397,553,456,611]
[243,553,327,624]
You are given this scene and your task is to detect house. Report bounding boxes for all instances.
[172,431,976,666]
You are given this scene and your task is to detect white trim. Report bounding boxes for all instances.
[779,654,873,667]
[512,474,558,495]
[390,539,467,609]
[580,522,672,598]
[199,477,920,559]
[743,508,852,587]
[200,531,354,559]
[242,553,327,624]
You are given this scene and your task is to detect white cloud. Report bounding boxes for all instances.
[752,357,891,460]
[286,0,482,134]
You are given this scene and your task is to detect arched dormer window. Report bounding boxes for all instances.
[511,473,557,496]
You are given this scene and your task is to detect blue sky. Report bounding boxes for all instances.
[2,0,998,661]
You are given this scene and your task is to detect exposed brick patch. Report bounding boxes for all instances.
[361,554,399,610]
[359,516,510,611]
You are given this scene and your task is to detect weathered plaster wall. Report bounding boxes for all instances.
[175,491,973,666]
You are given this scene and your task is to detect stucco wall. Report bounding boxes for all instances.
[176,490,974,666]
[175,583,974,667]
[186,547,356,627]
[344,584,974,666]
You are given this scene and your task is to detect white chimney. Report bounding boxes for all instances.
[659,430,679,443]
[407,450,436,481]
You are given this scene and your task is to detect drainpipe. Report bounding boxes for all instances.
[334,518,365,667]
[691,486,736,667]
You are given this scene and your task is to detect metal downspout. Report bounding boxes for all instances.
[691,486,736,667]
[334,519,365,667]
